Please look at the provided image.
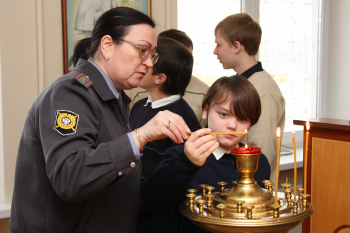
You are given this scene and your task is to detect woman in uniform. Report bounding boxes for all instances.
[10,7,201,233]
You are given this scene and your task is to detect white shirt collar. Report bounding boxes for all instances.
[212,144,240,160]
[144,94,181,109]
[212,147,232,160]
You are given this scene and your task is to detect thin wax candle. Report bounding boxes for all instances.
[274,127,281,206]
[292,131,297,201]
[304,121,310,195]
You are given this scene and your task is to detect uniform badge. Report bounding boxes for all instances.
[54,110,79,136]
[73,72,93,89]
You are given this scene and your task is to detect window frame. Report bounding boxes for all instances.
[175,0,326,145]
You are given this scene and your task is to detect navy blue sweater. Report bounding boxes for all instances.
[130,97,201,233]
[141,143,271,233]
[130,97,201,178]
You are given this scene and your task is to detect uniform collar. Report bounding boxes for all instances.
[74,58,130,103]
[144,94,181,109]
[240,61,263,79]
[88,59,121,99]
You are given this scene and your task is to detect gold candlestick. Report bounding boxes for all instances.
[304,121,310,195]
[292,131,297,201]
[274,127,281,206]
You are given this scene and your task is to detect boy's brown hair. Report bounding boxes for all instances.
[202,75,261,126]
[159,29,193,51]
[152,37,193,96]
[215,13,262,56]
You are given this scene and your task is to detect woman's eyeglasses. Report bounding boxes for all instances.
[119,39,159,65]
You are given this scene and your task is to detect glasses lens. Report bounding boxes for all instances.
[139,45,151,60]
[151,53,159,65]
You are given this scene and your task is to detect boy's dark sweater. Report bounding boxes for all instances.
[130,97,201,178]
[141,143,271,233]
[130,97,201,233]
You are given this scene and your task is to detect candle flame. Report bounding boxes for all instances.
[277,127,280,138]
[292,130,295,135]
[245,144,248,149]
[306,121,310,131]
[245,129,248,133]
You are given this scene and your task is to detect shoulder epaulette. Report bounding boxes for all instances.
[73,72,93,89]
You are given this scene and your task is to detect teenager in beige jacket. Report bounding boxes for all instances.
[214,13,285,183]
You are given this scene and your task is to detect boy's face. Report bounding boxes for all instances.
[202,100,251,151]
[213,31,237,70]
[139,68,158,91]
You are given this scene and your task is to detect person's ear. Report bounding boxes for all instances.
[100,35,113,61]
[155,73,167,85]
[202,104,208,120]
[233,41,242,54]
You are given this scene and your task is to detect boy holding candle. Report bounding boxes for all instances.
[140,75,271,232]
[213,13,286,183]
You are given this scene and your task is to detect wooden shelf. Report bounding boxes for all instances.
[293,118,350,233]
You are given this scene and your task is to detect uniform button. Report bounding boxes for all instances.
[130,162,136,167]
[119,172,122,176]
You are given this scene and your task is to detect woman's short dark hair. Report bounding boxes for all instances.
[158,29,193,50]
[72,7,155,66]
[153,37,193,96]
[202,75,261,126]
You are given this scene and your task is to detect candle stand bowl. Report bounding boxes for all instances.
[180,147,313,233]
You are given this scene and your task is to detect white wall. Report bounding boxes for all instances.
[152,0,177,33]
[0,0,39,203]
[325,0,350,119]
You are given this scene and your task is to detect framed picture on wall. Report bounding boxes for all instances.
[62,0,152,74]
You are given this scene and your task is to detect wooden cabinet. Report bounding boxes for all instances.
[293,118,350,233]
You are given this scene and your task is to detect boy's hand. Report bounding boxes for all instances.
[184,128,219,166]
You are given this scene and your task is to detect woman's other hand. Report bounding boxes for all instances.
[183,128,219,166]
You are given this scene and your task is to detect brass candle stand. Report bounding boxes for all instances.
[180,147,313,233]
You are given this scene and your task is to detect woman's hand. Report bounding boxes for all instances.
[183,128,219,166]
[134,110,190,149]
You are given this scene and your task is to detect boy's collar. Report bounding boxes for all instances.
[213,145,238,160]
[144,94,181,109]
[240,61,263,79]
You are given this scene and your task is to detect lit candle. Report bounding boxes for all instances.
[292,130,297,201]
[274,127,281,206]
[304,121,310,195]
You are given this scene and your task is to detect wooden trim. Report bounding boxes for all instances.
[61,0,69,74]
[0,218,9,233]
[333,225,350,233]
[294,118,350,132]
[149,0,152,17]
[294,119,350,233]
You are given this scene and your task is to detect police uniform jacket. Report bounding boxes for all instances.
[10,59,141,233]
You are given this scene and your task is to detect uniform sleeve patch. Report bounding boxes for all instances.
[54,110,79,136]
[73,72,93,89]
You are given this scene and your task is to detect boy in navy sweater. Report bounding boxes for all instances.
[141,75,271,232]
[130,37,201,232]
